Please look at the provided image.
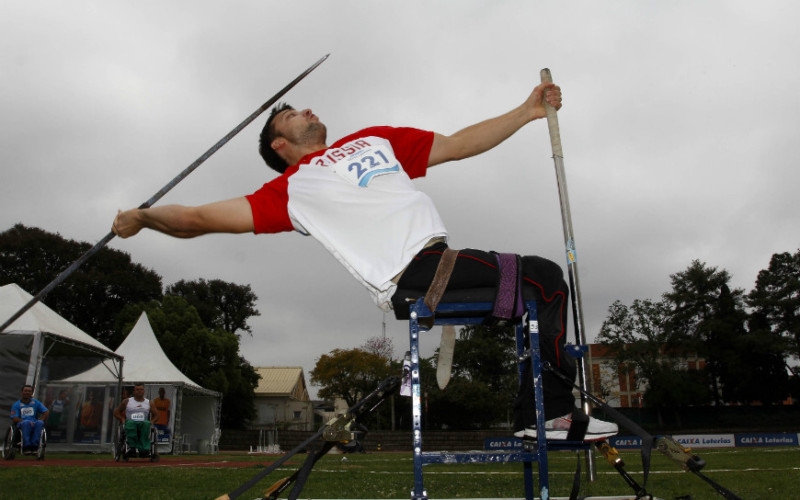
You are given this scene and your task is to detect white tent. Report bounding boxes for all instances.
[0,283,123,451]
[60,312,222,454]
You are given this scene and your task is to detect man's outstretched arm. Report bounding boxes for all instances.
[112,197,254,239]
[427,81,562,167]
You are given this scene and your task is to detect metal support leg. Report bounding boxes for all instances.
[408,298,550,500]
[409,307,427,500]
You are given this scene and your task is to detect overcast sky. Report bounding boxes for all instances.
[3,1,799,398]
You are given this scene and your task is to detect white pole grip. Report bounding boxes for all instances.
[539,68,563,158]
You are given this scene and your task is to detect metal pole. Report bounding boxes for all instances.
[539,68,596,480]
[0,54,330,333]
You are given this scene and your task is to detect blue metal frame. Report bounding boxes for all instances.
[407,298,550,500]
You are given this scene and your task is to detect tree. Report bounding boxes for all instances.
[664,260,742,341]
[425,324,519,429]
[745,250,799,403]
[597,298,675,389]
[725,311,790,404]
[361,336,399,430]
[311,348,394,408]
[1,224,262,428]
[115,296,259,428]
[596,298,706,418]
[748,250,800,360]
[361,335,394,360]
[0,224,162,347]
[166,279,260,336]
[664,260,746,404]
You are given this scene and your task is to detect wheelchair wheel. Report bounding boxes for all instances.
[2,425,16,460]
[113,424,126,462]
[36,428,46,461]
[149,424,159,462]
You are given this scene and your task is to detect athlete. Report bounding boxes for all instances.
[10,384,49,451]
[113,383,158,454]
[113,81,617,440]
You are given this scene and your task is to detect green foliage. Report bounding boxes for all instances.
[748,249,800,359]
[424,323,518,429]
[0,224,261,429]
[664,260,744,345]
[601,255,797,409]
[598,297,707,413]
[597,298,674,383]
[312,324,521,431]
[0,223,162,347]
[166,278,260,336]
[311,348,394,407]
[361,335,394,359]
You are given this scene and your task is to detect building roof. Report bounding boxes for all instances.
[254,366,309,400]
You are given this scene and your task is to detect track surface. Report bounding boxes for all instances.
[0,453,282,468]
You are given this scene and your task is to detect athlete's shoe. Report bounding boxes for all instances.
[514,413,618,441]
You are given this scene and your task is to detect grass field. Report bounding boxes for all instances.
[1,447,798,499]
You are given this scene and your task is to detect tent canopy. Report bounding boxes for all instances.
[63,312,218,397]
[0,283,119,358]
[59,312,221,454]
[0,283,122,408]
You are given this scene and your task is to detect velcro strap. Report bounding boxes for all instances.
[565,407,589,441]
[486,253,524,325]
[421,248,459,328]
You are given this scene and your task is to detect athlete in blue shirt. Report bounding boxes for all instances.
[10,385,49,450]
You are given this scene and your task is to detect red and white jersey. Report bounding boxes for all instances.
[246,126,448,309]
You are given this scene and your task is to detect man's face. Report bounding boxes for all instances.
[273,108,326,145]
[159,388,165,398]
[133,385,145,399]
[21,386,33,401]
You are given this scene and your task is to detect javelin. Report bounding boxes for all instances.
[540,68,596,479]
[0,53,330,334]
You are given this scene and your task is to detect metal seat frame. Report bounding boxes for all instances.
[407,296,586,500]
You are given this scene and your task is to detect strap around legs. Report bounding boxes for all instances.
[420,248,459,328]
[486,253,525,325]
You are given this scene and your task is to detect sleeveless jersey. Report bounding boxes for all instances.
[125,397,150,422]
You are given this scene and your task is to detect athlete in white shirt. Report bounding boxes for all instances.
[112,81,617,440]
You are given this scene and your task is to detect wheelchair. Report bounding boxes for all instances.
[113,421,159,462]
[3,423,46,461]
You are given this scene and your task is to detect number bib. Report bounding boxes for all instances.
[21,407,34,417]
[330,144,399,187]
[130,411,146,421]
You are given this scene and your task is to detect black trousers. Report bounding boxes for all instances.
[392,242,577,424]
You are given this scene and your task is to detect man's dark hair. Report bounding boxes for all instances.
[21,384,33,391]
[259,103,294,174]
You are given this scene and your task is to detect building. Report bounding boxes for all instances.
[587,344,706,408]
[251,367,314,431]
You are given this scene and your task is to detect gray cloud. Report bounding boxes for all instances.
[3,1,799,397]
